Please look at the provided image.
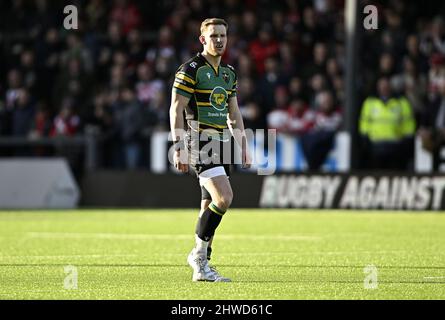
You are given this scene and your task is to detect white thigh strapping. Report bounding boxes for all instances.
[198,166,227,186]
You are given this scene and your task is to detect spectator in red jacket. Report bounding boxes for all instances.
[249,24,279,75]
[301,90,342,170]
[109,0,141,35]
[287,97,315,135]
[50,98,80,137]
[267,86,290,133]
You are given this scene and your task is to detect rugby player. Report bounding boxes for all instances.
[169,18,251,282]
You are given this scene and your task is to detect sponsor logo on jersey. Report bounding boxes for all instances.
[209,86,228,111]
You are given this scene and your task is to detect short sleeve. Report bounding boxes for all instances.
[173,63,197,98]
[227,65,237,98]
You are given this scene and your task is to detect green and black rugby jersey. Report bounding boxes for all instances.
[173,52,237,140]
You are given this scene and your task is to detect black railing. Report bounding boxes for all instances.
[0,134,99,171]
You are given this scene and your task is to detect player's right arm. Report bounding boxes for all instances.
[170,61,198,172]
[169,90,190,173]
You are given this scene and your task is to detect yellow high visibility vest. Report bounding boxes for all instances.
[359,96,416,142]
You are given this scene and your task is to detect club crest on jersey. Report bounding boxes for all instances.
[222,71,230,84]
[206,72,211,79]
[209,86,228,111]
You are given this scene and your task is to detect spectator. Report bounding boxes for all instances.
[427,53,445,101]
[420,16,445,56]
[143,87,167,131]
[135,63,164,107]
[126,29,146,68]
[84,91,113,135]
[257,57,287,115]
[5,69,23,110]
[405,34,429,74]
[109,0,142,35]
[279,41,299,78]
[298,6,329,60]
[237,77,262,129]
[60,33,94,74]
[418,68,445,170]
[419,84,445,169]
[240,10,258,43]
[308,73,328,106]
[430,17,445,55]
[83,91,115,168]
[312,91,342,132]
[381,9,406,58]
[0,1,444,173]
[12,89,35,137]
[379,53,397,78]
[236,52,257,79]
[288,76,306,101]
[50,98,80,137]
[147,26,179,82]
[86,0,108,32]
[249,24,279,75]
[267,107,288,134]
[1,69,23,136]
[267,87,290,134]
[392,56,427,122]
[301,90,341,170]
[35,28,62,103]
[50,98,82,176]
[53,57,91,114]
[110,86,144,169]
[303,42,328,79]
[359,77,416,170]
[28,104,52,157]
[29,105,51,139]
[96,22,126,82]
[287,97,315,135]
[108,64,127,92]
[18,50,38,98]
[240,100,262,130]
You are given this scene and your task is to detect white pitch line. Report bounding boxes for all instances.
[424,276,445,280]
[25,232,321,241]
[26,232,192,240]
[225,250,405,256]
[0,251,403,260]
[0,254,138,259]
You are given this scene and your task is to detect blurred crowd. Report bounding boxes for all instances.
[0,0,444,170]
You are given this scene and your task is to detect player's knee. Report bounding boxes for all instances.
[201,200,211,212]
[215,190,233,210]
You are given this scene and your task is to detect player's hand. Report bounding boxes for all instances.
[173,150,189,173]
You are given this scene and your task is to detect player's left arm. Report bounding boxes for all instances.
[227,96,251,169]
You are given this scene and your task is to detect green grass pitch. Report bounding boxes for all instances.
[0,209,444,299]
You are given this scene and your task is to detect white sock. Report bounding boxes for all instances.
[195,234,209,256]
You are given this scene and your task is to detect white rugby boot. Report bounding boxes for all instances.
[187,248,231,282]
[208,263,231,282]
[187,248,218,281]
[187,235,231,282]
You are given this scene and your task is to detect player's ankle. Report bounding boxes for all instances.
[207,247,212,260]
[195,234,209,255]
